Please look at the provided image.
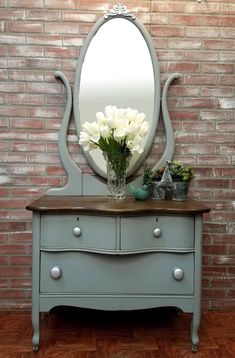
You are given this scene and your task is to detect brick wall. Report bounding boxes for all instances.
[0,0,235,310]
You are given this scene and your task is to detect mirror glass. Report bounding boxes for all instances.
[78,17,156,178]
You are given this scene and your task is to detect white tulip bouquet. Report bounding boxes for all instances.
[79,105,149,197]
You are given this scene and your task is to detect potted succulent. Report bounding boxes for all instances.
[142,161,194,201]
[169,160,194,201]
[142,165,165,199]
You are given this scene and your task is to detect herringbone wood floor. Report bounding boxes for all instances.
[0,307,235,358]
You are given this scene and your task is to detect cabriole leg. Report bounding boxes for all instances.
[191,312,200,353]
[32,310,40,352]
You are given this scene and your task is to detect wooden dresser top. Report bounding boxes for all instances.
[27,195,210,216]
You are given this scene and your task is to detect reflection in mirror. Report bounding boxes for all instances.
[78,17,155,178]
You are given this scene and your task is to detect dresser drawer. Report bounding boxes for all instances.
[41,214,116,250]
[120,216,194,250]
[40,252,194,295]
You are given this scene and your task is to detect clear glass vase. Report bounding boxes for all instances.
[105,153,131,199]
[171,181,189,201]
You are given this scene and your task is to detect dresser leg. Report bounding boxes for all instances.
[191,311,200,352]
[32,311,40,352]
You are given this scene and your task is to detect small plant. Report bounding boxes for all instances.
[169,160,194,183]
[143,161,194,186]
[142,165,165,187]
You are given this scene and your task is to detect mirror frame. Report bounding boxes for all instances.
[73,5,161,179]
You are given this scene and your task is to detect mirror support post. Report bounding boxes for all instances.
[153,72,180,171]
[47,71,83,196]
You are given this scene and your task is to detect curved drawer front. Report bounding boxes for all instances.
[41,214,116,250]
[121,216,194,250]
[40,252,194,295]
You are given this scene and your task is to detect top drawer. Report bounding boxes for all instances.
[120,215,194,250]
[41,214,116,250]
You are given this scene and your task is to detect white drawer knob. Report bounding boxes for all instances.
[153,228,161,238]
[50,266,62,279]
[73,227,81,237]
[172,267,184,281]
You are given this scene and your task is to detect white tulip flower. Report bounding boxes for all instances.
[79,105,149,157]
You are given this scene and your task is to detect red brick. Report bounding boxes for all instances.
[219,76,235,86]
[11,278,31,288]
[220,4,235,15]
[169,14,202,26]
[0,45,7,56]
[9,0,43,8]
[204,39,235,50]
[8,93,44,105]
[79,1,119,11]
[0,93,7,104]
[0,279,8,288]
[63,11,96,22]
[27,10,61,21]
[181,144,216,156]
[9,69,44,81]
[202,289,226,299]
[0,256,9,265]
[203,64,234,74]
[27,107,61,118]
[0,9,25,19]
[197,156,231,166]
[11,211,32,221]
[198,132,233,144]
[25,58,62,70]
[179,98,217,110]
[217,122,235,132]
[11,255,31,266]
[221,28,235,39]
[45,22,79,34]
[9,300,31,310]
[0,34,25,44]
[45,165,66,176]
[152,2,186,13]
[185,75,217,86]
[186,27,219,38]
[204,16,235,27]
[27,34,62,46]
[9,232,32,243]
[167,62,200,73]
[0,289,30,299]
[0,82,26,92]
[186,3,220,15]
[29,176,62,187]
[62,35,83,47]
[8,45,44,57]
[202,87,234,98]
[0,211,10,220]
[9,21,43,32]
[45,0,79,9]
[0,266,30,278]
[0,69,8,80]
[151,25,184,37]
[184,51,218,62]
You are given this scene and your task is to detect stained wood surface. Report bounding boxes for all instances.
[0,308,234,357]
[26,195,210,215]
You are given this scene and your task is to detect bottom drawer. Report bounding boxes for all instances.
[40,252,194,295]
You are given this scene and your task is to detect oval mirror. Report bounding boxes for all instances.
[74,7,160,179]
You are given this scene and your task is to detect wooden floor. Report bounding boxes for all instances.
[0,307,235,357]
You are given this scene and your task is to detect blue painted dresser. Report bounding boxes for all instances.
[27,195,210,352]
